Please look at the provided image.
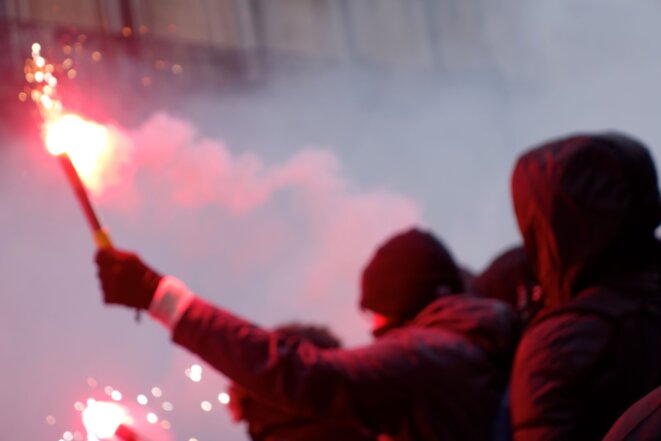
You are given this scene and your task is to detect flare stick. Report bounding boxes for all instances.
[56,152,113,249]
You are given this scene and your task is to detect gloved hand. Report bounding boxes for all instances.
[95,248,163,310]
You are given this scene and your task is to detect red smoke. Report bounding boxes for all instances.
[92,112,422,343]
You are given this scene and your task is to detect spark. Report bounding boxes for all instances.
[63,431,74,441]
[151,387,162,398]
[185,364,203,382]
[218,392,230,405]
[201,401,212,412]
[146,412,158,424]
[162,401,173,411]
[137,394,148,405]
[74,402,85,411]
[111,390,122,401]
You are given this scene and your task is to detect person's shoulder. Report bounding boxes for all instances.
[517,308,613,372]
[420,294,517,323]
[525,306,612,345]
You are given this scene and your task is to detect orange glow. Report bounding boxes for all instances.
[44,114,112,192]
[82,400,129,440]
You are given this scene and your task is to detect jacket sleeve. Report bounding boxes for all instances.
[170,296,440,425]
[509,313,613,441]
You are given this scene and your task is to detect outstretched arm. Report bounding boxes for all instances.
[95,249,436,427]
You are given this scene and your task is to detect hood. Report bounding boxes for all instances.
[410,294,519,363]
[511,132,661,308]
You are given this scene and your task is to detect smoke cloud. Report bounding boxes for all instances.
[94,112,421,344]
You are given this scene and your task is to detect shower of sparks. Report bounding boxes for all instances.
[51,365,237,437]
[23,43,114,193]
[24,42,62,119]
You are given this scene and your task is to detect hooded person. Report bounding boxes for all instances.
[226,322,375,441]
[508,132,661,441]
[94,227,519,441]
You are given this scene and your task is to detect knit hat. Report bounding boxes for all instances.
[360,228,464,319]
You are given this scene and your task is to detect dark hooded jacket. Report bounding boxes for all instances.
[509,133,661,441]
[171,294,518,441]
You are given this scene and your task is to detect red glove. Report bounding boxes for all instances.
[95,248,162,310]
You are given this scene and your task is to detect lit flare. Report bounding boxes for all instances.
[82,400,129,440]
[44,113,112,192]
[24,42,114,249]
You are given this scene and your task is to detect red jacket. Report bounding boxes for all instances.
[169,294,518,441]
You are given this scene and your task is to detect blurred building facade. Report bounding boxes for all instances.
[0,0,515,126]
[0,0,498,75]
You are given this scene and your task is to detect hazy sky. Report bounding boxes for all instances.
[3,2,661,440]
